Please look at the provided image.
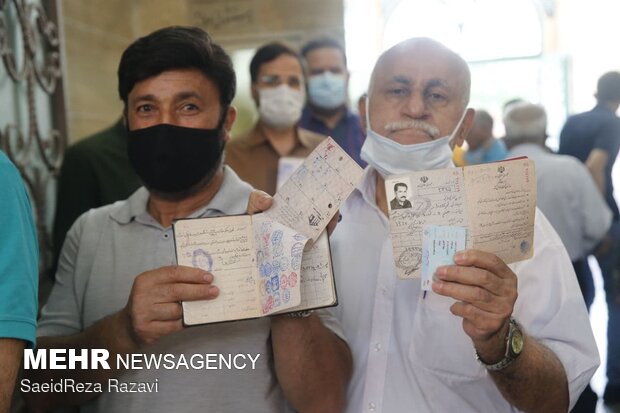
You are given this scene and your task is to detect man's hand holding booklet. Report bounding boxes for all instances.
[173,138,364,325]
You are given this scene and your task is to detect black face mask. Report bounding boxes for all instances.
[127,123,225,194]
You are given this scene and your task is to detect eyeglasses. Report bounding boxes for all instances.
[258,74,303,89]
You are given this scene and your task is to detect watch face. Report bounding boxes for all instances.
[511,329,524,355]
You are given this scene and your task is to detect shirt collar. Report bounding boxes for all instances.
[110,166,253,226]
[508,143,547,157]
[351,167,380,209]
[243,123,311,151]
[302,105,353,130]
[349,167,389,226]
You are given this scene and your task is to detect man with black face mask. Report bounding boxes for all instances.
[25,26,351,413]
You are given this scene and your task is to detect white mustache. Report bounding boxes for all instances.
[384,120,440,139]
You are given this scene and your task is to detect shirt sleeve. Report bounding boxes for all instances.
[0,158,39,347]
[592,117,620,155]
[315,308,347,343]
[38,213,88,337]
[574,159,612,253]
[512,209,600,410]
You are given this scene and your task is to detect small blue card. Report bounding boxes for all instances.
[421,225,467,291]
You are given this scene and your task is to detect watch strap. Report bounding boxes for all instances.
[476,318,522,371]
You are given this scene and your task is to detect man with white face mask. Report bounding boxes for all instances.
[226,42,327,195]
[330,37,598,412]
[299,37,366,166]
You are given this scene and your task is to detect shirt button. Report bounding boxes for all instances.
[374,343,382,352]
[368,402,376,411]
[162,233,170,240]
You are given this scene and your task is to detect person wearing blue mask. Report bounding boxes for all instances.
[299,37,367,166]
[330,37,598,412]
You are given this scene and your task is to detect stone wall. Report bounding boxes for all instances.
[62,0,344,142]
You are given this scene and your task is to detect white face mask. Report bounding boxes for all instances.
[360,99,466,177]
[258,85,305,129]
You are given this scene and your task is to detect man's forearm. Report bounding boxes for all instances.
[489,334,569,413]
[271,314,352,413]
[0,339,26,413]
[23,310,138,410]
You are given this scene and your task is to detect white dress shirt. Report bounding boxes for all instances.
[508,143,611,261]
[330,167,599,412]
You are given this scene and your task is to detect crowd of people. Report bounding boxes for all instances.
[3,23,620,413]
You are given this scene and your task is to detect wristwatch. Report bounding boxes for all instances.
[476,318,524,371]
[286,310,313,318]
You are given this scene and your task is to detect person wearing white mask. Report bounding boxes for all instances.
[329,37,598,412]
[226,42,327,194]
[299,37,367,166]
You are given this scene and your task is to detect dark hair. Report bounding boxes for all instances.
[474,109,494,128]
[597,71,620,102]
[301,37,347,66]
[249,42,301,83]
[394,182,407,192]
[118,26,236,108]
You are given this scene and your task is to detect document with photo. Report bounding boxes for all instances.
[385,157,536,279]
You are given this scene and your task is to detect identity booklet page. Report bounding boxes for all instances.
[384,157,537,283]
[173,138,364,325]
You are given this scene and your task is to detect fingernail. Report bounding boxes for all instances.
[454,251,465,263]
[203,273,213,282]
[209,286,219,296]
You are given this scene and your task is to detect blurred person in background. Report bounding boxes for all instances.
[52,119,141,278]
[226,42,326,195]
[299,37,366,166]
[505,101,611,412]
[559,71,620,407]
[463,109,507,165]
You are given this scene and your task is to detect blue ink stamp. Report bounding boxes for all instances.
[520,240,530,254]
[291,242,304,258]
[291,256,301,271]
[191,248,213,271]
[260,262,272,278]
[271,230,283,246]
[274,243,284,257]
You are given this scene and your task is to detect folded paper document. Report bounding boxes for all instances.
[174,137,364,325]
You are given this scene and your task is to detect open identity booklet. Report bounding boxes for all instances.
[384,157,537,290]
[173,138,364,325]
